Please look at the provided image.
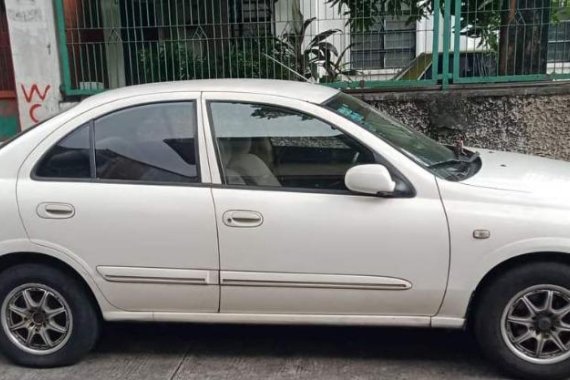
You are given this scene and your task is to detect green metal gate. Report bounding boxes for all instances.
[450,0,570,84]
[53,0,570,96]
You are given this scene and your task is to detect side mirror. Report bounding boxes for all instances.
[345,164,396,196]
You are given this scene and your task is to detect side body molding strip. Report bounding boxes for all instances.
[97,266,218,285]
[220,271,412,290]
[97,267,412,290]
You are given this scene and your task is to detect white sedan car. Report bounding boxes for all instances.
[0,80,569,378]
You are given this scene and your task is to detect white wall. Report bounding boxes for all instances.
[417,14,486,55]
[274,0,315,37]
[5,0,63,130]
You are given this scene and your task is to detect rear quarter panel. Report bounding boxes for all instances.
[0,121,117,315]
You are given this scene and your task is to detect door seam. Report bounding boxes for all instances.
[433,176,453,319]
[199,91,223,313]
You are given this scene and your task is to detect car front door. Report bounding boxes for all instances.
[203,92,450,317]
[17,93,220,313]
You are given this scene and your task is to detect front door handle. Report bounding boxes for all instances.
[36,203,75,219]
[223,210,263,228]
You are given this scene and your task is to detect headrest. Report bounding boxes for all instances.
[230,138,252,155]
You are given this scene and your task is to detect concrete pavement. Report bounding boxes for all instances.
[0,323,507,380]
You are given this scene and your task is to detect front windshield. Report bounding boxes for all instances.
[323,93,479,181]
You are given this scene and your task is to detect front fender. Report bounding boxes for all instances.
[437,238,570,319]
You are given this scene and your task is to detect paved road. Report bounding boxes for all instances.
[0,323,507,380]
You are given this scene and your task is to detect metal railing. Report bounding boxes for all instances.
[451,0,570,84]
[53,0,570,96]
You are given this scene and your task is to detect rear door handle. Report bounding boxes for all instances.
[223,210,263,228]
[36,203,75,219]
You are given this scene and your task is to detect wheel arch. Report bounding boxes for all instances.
[466,251,570,327]
[0,252,104,319]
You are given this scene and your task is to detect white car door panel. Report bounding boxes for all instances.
[203,92,450,316]
[18,182,219,312]
[17,93,220,313]
[213,188,448,315]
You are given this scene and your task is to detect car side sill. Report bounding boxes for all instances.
[103,311,465,329]
[430,316,466,328]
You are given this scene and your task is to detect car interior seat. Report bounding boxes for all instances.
[220,138,280,187]
[218,139,246,185]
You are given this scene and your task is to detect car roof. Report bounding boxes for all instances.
[79,79,340,108]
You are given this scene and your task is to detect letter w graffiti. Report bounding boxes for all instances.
[21,84,51,103]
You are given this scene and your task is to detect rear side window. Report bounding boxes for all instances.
[35,102,199,184]
[94,102,199,183]
[35,123,91,179]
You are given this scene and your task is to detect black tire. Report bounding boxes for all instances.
[473,262,570,380]
[0,263,100,367]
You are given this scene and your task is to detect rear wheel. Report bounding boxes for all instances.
[0,263,100,367]
[474,262,570,380]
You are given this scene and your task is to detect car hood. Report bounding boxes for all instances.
[462,149,570,196]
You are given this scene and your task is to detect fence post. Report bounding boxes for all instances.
[441,0,452,90]
[431,0,441,84]
[452,0,462,83]
[53,0,72,96]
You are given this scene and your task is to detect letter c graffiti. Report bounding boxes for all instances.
[28,104,42,123]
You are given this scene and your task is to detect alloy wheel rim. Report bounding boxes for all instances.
[1,284,73,355]
[501,285,570,364]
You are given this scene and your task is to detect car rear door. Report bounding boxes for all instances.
[202,92,450,317]
[17,92,220,313]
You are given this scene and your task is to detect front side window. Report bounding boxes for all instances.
[209,102,376,191]
[94,102,199,183]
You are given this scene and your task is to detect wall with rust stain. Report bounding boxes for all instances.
[0,99,18,139]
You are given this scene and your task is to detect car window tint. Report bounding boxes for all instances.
[209,102,376,191]
[35,123,92,179]
[94,102,199,183]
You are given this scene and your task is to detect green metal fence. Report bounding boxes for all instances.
[54,0,570,96]
[452,0,570,84]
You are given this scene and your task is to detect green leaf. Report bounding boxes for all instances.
[308,29,341,48]
[301,17,316,37]
[318,41,340,56]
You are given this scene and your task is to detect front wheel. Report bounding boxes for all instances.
[474,262,570,380]
[0,263,100,367]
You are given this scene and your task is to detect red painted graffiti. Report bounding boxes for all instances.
[21,84,51,103]
[20,84,51,123]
